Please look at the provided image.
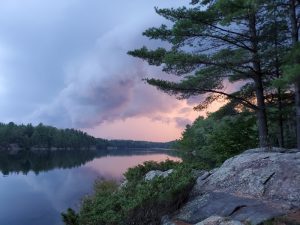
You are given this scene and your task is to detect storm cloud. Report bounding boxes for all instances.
[0,0,200,140]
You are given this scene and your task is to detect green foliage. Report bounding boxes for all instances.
[107,140,174,149]
[0,122,177,151]
[124,160,180,182]
[62,208,79,225]
[203,113,258,163]
[176,107,258,166]
[127,0,278,105]
[282,63,300,83]
[0,122,107,150]
[128,0,300,148]
[273,44,300,88]
[176,92,298,163]
[62,161,195,225]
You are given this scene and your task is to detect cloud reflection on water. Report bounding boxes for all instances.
[0,151,180,225]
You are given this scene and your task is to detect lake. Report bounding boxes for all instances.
[0,149,180,225]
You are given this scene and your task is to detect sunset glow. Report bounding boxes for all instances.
[0,0,225,141]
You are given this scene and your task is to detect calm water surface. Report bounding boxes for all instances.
[0,149,180,225]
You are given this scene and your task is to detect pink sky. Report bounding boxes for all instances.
[83,99,226,142]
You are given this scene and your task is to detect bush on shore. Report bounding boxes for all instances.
[62,160,195,225]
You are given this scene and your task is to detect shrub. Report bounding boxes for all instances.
[62,160,195,225]
[62,208,79,225]
[124,159,180,182]
[176,111,258,167]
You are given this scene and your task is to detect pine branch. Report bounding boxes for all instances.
[146,78,258,110]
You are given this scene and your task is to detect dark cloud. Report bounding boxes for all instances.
[26,16,182,128]
[0,0,193,131]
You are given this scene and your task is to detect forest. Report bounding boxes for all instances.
[107,140,175,149]
[0,122,102,150]
[128,0,300,156]
[174,98,295,167]
[0,122,173,151]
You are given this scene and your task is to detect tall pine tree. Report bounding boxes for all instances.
[129,0,285,147]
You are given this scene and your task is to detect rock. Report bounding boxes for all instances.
[119,179,128,189]
[145,169,174,181]
[195,216,245,225]
[171,150,300,225]
[209,168,219,174]
[195,171,212,187]
[243,147,299,154]
[175,192,285,224]
[192,170,207,179]
[194,151,300,203]
[161,215,176,225]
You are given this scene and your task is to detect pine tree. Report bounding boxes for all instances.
[129,0,285,147]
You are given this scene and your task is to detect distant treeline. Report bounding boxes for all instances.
[107,139,175,149]
[0,122,105,151]
[0,122,173,151]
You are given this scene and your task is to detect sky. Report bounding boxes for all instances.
[0,0,223,142]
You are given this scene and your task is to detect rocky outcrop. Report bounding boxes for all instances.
[112,169,175,191]
[163,149,300,225]
[145,169,174,181]
[195,216,245,225]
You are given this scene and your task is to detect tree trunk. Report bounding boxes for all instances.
[277,88,285,147]
[255,77,269,147]
[289,0,300,149]
[249,12,269,147]
[295,80,300,149]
